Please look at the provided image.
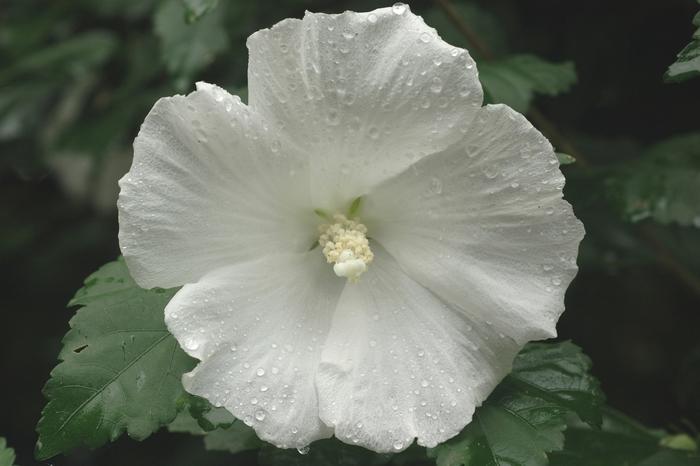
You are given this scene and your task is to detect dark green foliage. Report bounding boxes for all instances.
[479,55,577,112]
[665,2,700,82]
[0,438,17,466]
[550,408,700,466]
[35,259,195,459]
[428,342,604,466]
[606,133,700,227]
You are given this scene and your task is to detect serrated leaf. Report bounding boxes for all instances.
[428,342,604,466]
[479,55,577,112]
[35,258,195,460]
[0,438,16,466]
[182,0,219,22]
[665,3,700,83]
[154,0,228,87]
[607,133,700,227]
[204,422,263,454]
[549,408,700,466]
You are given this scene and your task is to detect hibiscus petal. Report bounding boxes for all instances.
[118,82,314,289]
[246,6,483,208]
[363,104,584,342]
[165,252,344,449]
[317,246,518,452]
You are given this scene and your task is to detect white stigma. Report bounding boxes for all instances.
[318,213,374,282]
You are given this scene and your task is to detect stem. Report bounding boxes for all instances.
[434,0,494,59]
[434,0,700,297]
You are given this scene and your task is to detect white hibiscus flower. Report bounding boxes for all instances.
[117,4,584,454]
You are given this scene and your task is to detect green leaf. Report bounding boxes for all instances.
[428,342,604,466]
[665,3,700,83]
[154,0,228,87]
[479,55,577,112]
[35,258,195,460]
[550,408,700,466]
[182,0,219,22]
[0,438,17,466]
[204,422,264,454]
[607,133,700,227]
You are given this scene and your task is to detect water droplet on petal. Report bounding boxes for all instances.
[430,177,443,194]
[430,77,443,94]
[392,3,407,15]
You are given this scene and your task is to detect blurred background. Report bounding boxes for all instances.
[1,0,699,464]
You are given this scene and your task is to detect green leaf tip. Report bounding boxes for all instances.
[182,0,219,23]
[556,152,576,165]
[664,5,700,83]
[0,438,17,466]
[661,434,699,452]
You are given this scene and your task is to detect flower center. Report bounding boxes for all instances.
[318,213,374,282]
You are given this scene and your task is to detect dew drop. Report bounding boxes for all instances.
[419,32,432,43]
[367,13,378,24]
[368,127,380,140]
[393,440,404,451]
[392,3,407,15]
[256,368,265,376]
[430,177,443,194]
[297,446,310,455]
[255,409,266,421]
[183,338,199,351]
[430,77,443,94]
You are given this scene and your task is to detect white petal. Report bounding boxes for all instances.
[246,7,483,207]
[118,82,314,289]
[165,252,345,449]
[317,246,518,452]
[364,104,584,342]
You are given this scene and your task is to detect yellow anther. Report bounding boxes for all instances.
[318,213,373,282]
